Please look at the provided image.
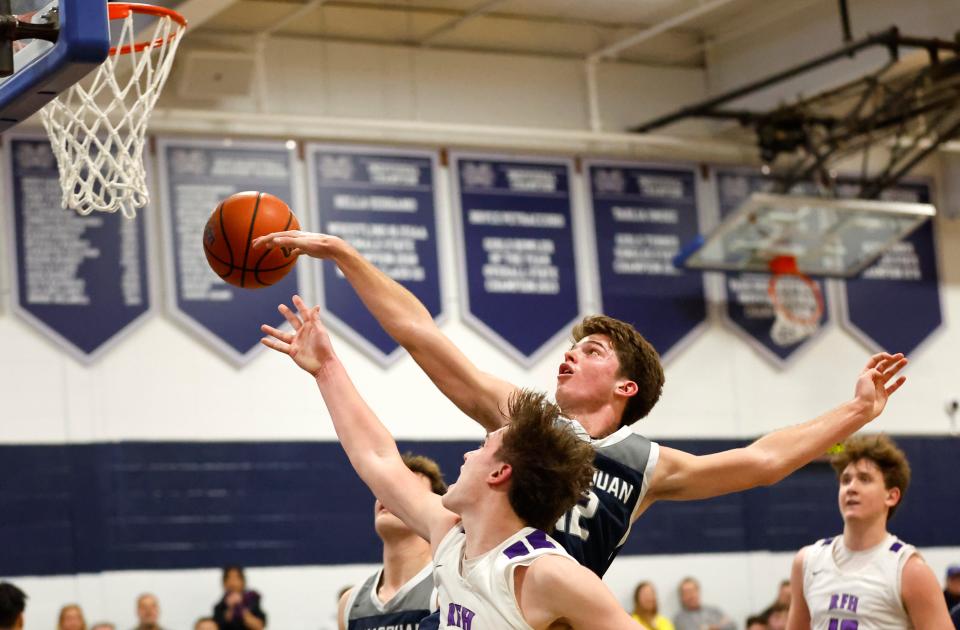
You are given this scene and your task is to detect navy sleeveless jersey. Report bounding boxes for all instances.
[345,563,435,630]
[551,420,658,577]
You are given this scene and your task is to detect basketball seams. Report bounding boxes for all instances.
[239,192,264,288]
[216,200,233,267]
[203,191,298,289]
[253,209,296,286]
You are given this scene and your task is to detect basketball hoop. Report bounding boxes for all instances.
[39,3,186,218]
[767,255,825,346]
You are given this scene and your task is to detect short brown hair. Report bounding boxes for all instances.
[571,315,664,427]
[496,389,595,531]
[402,452,447,495]
[830,434,911,519]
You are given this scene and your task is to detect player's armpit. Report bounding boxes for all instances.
[901,554,954,630]
[515,555,636,629]
[785,548,811,630]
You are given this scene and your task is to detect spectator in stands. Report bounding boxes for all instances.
[745,614,767,630]
[194,619,218,630]
[762,602,788,630]
[58,605,86,630]
[0,582,26,630]
[91,624,115,630]
[132,594,166,630]
[946,564,960,611]
[951,602,960,630]
[673,577,736,630]
[631,581,674,630]
[213,566,266,630]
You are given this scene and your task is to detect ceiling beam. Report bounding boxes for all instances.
[587,0,741,62]
[418,0,508,47]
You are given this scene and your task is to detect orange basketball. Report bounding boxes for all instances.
[202,191,300,289]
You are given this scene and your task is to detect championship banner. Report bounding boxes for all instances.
[5,135,153,363]
[159,138,302,366]
[586,161,706,361]
[306,145,443,366]
[451,153,581,365]
[837,180,942,355]
[714,169,830,367]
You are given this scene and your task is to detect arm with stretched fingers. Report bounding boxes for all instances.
[260,295,458,545]
[644,352,908,507]
[252,231,515,432]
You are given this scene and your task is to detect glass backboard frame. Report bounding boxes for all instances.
[0,0,109,132]
[678,192,936,278]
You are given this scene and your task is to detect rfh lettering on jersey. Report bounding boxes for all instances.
[829,593,859,613]
[446,603,476,629]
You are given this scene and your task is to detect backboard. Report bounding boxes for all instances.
[677,192,935,278]
[0,0,109,132]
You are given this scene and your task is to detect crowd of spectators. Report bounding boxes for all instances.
[0,567,264,630]
[4,561,960,629]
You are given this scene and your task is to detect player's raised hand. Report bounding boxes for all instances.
[261,295,335,376]
[251,230,344,259]
[853,352,908,419]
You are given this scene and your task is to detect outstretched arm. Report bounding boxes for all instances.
[901,555,953,629]
[253,232,514,431]
[261,295,457,544]
[515,556,637,629]
[646,352,908,504]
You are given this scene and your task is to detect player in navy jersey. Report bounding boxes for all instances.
[786,434,951,630]
[254,232,908,576]
[261,296,638,629]
[339,453,447,630]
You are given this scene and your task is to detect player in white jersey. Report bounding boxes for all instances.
[261,296,638,629]
[253,231,909,576]
[786,434,952,630]
[338,453,447,630]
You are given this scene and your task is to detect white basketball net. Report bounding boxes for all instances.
[769,273,823,347]
[39,8,185,218]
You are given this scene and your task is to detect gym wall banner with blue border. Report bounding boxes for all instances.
[836,180,942,356]
[450,152,582,366]
[713,168,830,368]
[4,134,153,363]
[158,138,305,367]
[585,160,707,361]
[305,144,444,367]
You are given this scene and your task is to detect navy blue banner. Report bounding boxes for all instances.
[0,436,956,577]
[159,139,302,366]
[5,136,152,362]
[452,154,581,365]
[714,169,830,367]
[838,181,941,355]
[307,145,443,365]
[587,162,706,360]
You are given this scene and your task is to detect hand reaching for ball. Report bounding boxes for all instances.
[260,295,336,376]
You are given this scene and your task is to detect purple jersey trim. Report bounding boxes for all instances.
[503,541,528,559]
[525,530,555,550]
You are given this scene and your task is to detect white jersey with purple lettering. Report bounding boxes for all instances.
[802,533,916,630]
[433,524,575,630]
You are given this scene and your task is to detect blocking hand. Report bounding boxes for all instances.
[251,230,343,259]
[260,295,336,376]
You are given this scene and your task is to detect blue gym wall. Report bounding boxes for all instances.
[2,436,956,577]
